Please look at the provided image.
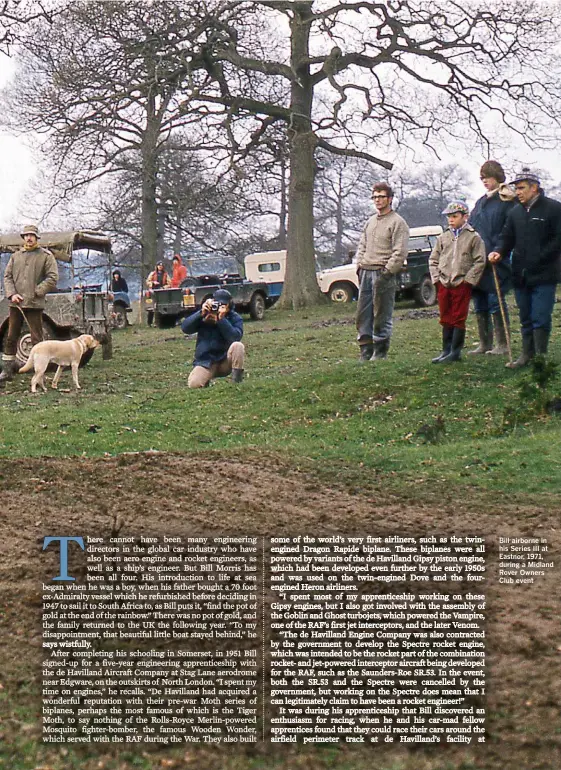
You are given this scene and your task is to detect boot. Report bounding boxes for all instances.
[533,328,550,356]
[432,325,454,363]
[506,334,534,369]
[468,313,492,354]
[372,339,390,360]
[486,313,509,355]
[359,343,374,362]
[231,368,244,383]
[439,328,465,363]
[0,357,19,386]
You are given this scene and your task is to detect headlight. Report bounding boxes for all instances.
[399,273,409,287]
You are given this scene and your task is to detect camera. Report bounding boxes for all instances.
[209,300,220,312]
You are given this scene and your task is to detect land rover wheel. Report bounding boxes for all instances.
[15,319,56,368]
[413,276,437,307]
[249,292,266,321]
[329,282,354,303]
[154,311,177,329]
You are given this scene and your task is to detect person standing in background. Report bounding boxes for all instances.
[111,269,128,293]
[429,202,486,363]
[145,260,170,326]
[489,168,561,367]
[354,182,409,361]
[0,224,58,386]
[468,161,516,356]
[170,254,187,288]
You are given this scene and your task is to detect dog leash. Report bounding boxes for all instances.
[14,303,31,327]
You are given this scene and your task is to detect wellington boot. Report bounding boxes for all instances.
[439,328,465,363]
[468,313,492,354]
[432,326,454,363]
[486,313,509,355]
[359,343,374,362]
[372,339,390,360]
[506,334,534,369]
[533,328,550,356]
[0,358,19,385]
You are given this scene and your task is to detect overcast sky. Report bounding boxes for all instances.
[0,55,34,229]
[2,46,561,232]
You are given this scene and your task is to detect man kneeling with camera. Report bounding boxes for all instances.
[181,288,245,388]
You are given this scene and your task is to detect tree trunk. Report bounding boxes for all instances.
[278,3,324,309]
[139,87,159,323]
[278,151,288,249]
[335,168,344,262]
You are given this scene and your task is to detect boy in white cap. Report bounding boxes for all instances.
[0,225,58,385]
[429,202,486,363]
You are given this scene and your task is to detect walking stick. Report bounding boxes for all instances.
[491,263,513,364]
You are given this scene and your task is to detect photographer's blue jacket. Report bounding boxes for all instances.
[181,309,244,368]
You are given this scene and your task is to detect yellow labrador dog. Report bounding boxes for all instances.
[19,334,99,393]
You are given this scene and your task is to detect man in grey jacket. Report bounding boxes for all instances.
[354,182,409,361]
[0,224,58,385]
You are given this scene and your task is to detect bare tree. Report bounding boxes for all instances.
[396,163,473,227]
[0,0,63,50]
[1,0,216,302]
[177,0,560,307]
[3,0,560,311]
[313,152,373,264]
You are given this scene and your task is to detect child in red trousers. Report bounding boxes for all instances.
[429,201,486,363]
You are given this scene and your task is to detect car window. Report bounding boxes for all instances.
[408,236,432,252]
[258,262,281,273]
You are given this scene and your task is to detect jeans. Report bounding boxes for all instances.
[356,269,396,344]
[514,284,556,336]
[472,287,509,322]
[188,342,245,388]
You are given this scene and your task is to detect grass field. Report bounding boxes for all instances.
[1,299,560,504]
[1,298,560,770]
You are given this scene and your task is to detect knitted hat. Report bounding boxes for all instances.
[441,200,469,216]
[480,160,506,183]
[20,224,40,238]
[510,167,540,186]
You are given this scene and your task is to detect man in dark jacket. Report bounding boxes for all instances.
[468,160,516,356]
[111,269,128,293]
[489,168,561,368]
[181,289,245,387]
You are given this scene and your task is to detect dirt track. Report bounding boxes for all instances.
[1,451,559,769]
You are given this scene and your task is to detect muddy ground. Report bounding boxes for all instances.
[0,451,559,770]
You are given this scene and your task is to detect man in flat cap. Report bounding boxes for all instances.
[0,224,58,385]
[429,201,486,363]
[489,168,561,367]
